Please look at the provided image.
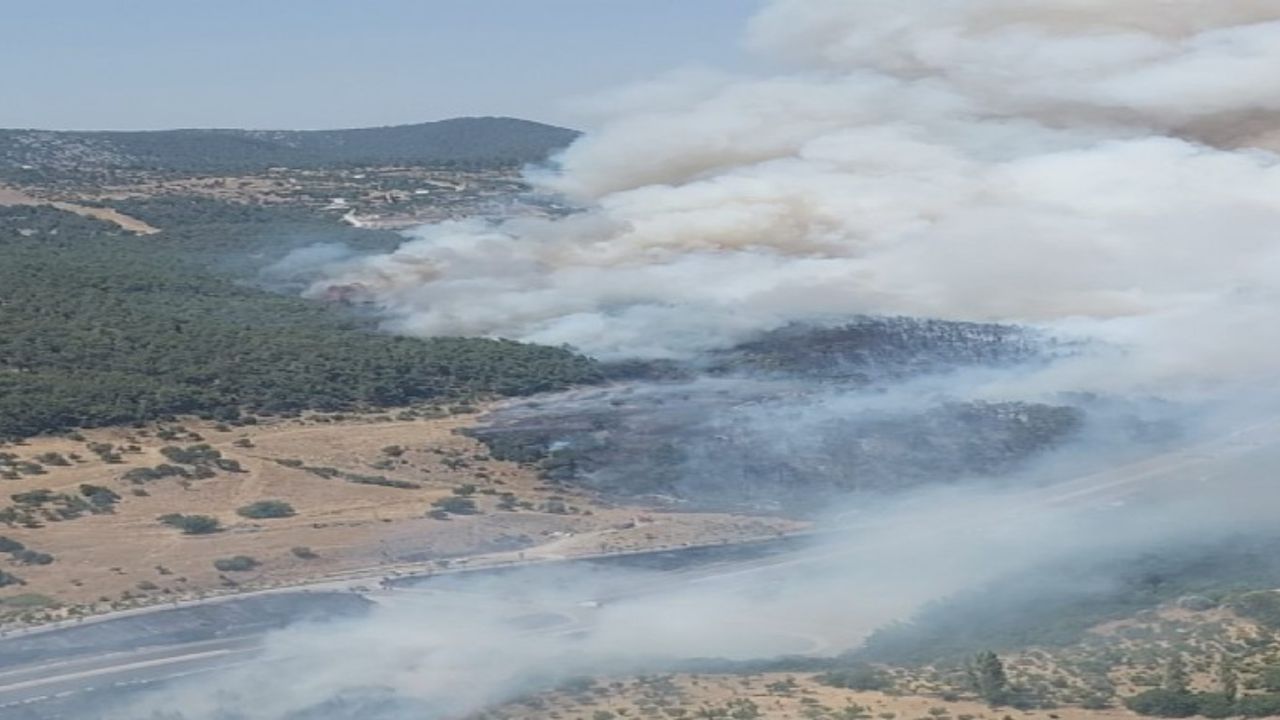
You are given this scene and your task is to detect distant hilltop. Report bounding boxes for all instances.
[0,117,580,174]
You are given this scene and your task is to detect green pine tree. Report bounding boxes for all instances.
[969,651,1009,705]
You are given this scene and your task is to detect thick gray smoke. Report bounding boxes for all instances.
[112,427,1280,718]
[301,0,1280,398]
[141,2,1280,719]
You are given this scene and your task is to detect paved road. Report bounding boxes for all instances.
[0,549,814,718]
[0,637,259,713]
[3,416,1277,718]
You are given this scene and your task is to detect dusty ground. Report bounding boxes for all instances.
[0,184,159,233]
[0,409,802,625]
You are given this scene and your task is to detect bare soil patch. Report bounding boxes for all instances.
[0,409,800,625]
[0,184,159,233]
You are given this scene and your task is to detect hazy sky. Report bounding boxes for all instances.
[3,0,761,131]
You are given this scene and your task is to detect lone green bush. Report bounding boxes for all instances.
[158,513,222,535]
[236,500,296,519]
[213,556,260,572]
[431,496,478,515]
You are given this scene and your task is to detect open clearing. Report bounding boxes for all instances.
[0,409,801,625]
[0,184,159,234]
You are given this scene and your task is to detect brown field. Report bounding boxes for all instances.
[0,409,803,625]
[0,184,159,233]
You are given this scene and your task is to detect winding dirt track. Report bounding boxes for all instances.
[0,185,160,234]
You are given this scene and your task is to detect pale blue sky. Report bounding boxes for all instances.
[2,0,762,131]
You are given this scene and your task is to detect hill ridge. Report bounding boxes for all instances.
[0,116,579,174]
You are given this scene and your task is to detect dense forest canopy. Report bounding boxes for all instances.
[0,204,602,439]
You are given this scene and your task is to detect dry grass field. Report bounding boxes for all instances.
[0,408,802,625]
[0,184,159,233]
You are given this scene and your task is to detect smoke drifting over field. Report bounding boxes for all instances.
[303,0,1280,394]
[134,2,1280,719]
[114,439,1280,719]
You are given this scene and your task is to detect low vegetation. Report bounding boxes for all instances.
[817,664,894,692]
[79,483,121,508]
[158,513,223,535]
[0,535,54,566]
[431,496,479,516]
[0,486,111,527]
[236,500,296,519]
[213,555,260,572]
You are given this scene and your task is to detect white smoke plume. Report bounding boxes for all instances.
[116,6,1280,717]
[111,435,1280,718]
[299,0,1280,399]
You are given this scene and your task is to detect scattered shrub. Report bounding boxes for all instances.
[79,483,121,507]
[237,500,296,519]
[158,513,222,535]
[1125,690,1211,718]
[213,555,259,572]
[160,444,222,465]
[12,549,54,565]
[11,489,56,505]
[541,498,570,514]
[122,464,190,483]
[818,664,894,692]
[431,496,478,515]
[346,474,419,489]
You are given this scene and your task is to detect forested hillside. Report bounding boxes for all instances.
[0,117,578,175]
[0,205,602,439]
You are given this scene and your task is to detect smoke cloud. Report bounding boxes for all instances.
[111,431,1280,718]
[299,0,1280,398]
[144,3,1280,719]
